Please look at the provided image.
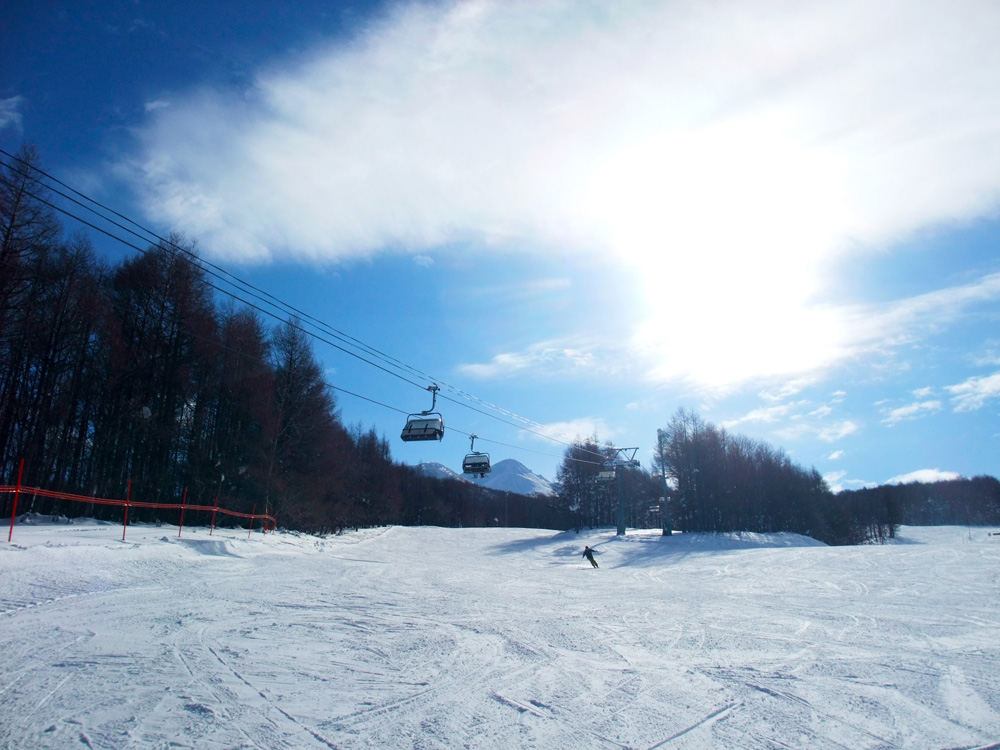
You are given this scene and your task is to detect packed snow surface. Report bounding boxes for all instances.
[2,519,999,749]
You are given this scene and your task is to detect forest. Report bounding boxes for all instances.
[0,145,574,533]
[3,144,998,542]
[553,410,1000,545]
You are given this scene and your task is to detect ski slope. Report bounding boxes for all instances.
[2,519,998,749]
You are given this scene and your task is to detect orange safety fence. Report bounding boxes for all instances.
[3,461,275,542]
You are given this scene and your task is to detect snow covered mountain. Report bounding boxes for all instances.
[472,458,555,497]
[415,458,556,497]
[415,462,467,482]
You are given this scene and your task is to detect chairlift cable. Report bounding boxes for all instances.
[10,183,435,394]
[1,151,625,461]
[0,151,435,384]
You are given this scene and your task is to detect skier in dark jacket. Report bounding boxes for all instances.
[582,545,598,568]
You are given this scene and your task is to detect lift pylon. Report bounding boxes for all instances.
[604,447,640,536]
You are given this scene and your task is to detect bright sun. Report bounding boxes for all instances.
[573,114,851,387]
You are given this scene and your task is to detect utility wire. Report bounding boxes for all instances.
[0,149,619,464]
[0,149,616,458]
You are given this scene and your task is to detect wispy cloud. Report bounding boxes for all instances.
[816,421,860,443]
[881,400,942,426]
[759,379,815,403]
[534,417,615,445]
[458,339,600,379]
[128,0,1000,388]
[969,343,1000,367]
[886,468,962,484]
[946,371,1000,411]
[776,417,860,444]
[726,396,859,445]
[132,1,1000,263]
[823,470,848,493]
[0,96,23,131]
[722,403,803,429]
[460,277,572,304]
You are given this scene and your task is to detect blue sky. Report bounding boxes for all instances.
[4,0,1000,489]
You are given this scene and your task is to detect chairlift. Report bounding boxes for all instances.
[462,434,491,477]
[401,385,445,442]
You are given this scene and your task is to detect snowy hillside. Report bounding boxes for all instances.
[415,461,467,482]
[418,457,556,496]
[472,457,555,496]
[3,519,999,749]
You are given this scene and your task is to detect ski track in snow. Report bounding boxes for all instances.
[2,521,999,749]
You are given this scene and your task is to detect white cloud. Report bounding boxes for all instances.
[732,397,860,444]
[806,405,833,419]
[772,413,858,443]
[533,417,615,445]
[881,400,942,426]
[947,371,1000,411]
[458,339,599,379]
[823,470,848,493]
[129,0,1000,388]
[969,344,1000,367]
[816,420,860,443]
[886,468,962,485]
[0,96,23,131]
[722,403,802,430]
[133,1,1000,262]
[759,379,815,403]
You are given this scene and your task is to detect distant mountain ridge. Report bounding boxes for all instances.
[473,458,555,497]
[415,462,465,482]
[416,459,555,497]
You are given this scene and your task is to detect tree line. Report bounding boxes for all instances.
[555,408,1000,545]
[837,475,1000,528]
[6,145,996,541]
[554,435,664,531]
[0,145,573,533]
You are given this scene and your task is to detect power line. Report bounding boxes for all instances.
[0,149,620,465]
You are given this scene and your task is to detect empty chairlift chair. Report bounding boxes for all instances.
[401,384,445,442]
[462,434,491,478]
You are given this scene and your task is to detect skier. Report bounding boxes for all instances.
[582,545,598,568]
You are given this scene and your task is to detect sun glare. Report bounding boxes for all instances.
[575,115,850,386]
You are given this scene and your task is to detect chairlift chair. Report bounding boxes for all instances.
[462,434,491,478]
[401,385,445,442]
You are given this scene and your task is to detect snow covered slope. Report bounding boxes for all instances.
[472,457,555,496]
[2,520,999,749]
[416,461,468,482]
[418,458,555,496]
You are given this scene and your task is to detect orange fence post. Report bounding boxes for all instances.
[178,487,188,538]
[122,479,132,541]
[248,505,255,538]
[7,459,25,543]
[210,494,219,536]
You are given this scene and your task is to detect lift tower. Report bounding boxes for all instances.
[605,447,641,536]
